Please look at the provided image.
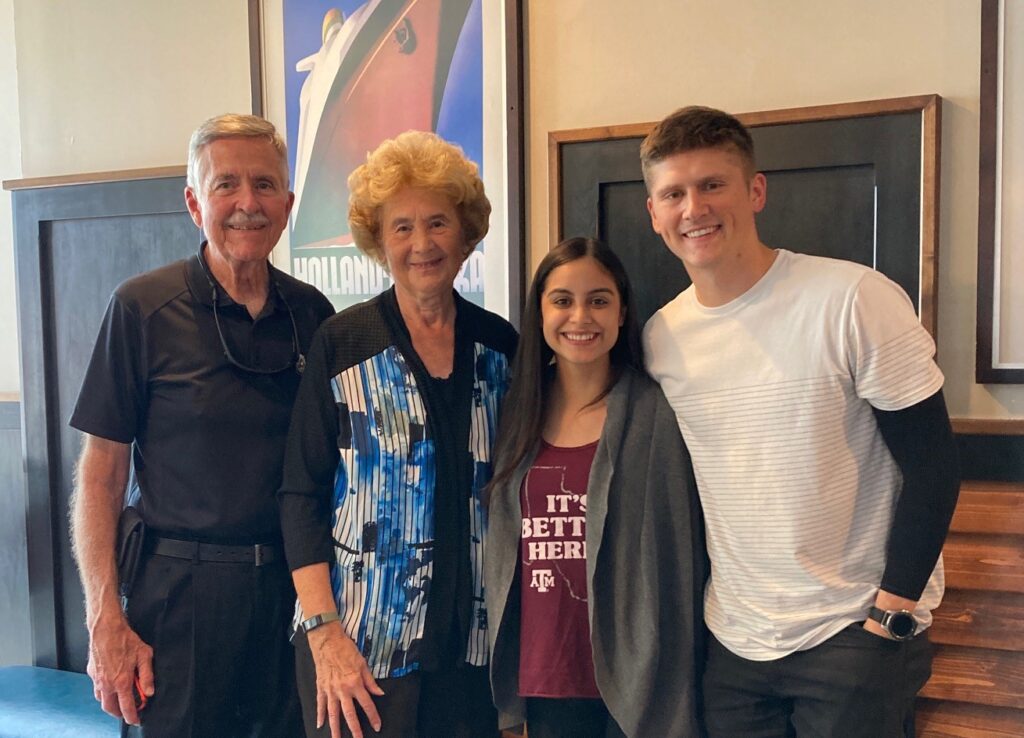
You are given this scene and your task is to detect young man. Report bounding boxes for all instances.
[641,106,960,737]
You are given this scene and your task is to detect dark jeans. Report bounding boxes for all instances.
[293,630,498,738]
[124,551,302,738]
[703,624,932,738]
[525,697,627,738]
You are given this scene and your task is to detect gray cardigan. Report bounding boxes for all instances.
[486,368,707,737]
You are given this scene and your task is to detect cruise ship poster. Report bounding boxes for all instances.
[282,0,484,309]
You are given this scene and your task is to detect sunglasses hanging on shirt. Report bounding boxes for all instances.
[195,246,306,375]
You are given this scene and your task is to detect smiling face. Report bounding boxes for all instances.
[646,145,766,277]
[541,256,624,373]
[379,187,468,305]
[185,137,293,271]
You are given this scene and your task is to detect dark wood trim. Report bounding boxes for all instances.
[547,128,562,249]
[975,0,1022,383]
[547,95,942,148]
[953,418,1024,436]
[248,0,265,117]
[920,95,942,340]
[505,0,526,326]
[3,166,186,192]
[548,96,942,336]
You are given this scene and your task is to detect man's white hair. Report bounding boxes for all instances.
[186,114,289,192]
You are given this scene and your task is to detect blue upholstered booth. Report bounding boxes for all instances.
[0,666,119,737]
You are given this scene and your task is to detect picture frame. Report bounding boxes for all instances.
[247,0,524,323]
[976,0,1024,383]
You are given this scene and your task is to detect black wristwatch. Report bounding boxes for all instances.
[867,607,918,641]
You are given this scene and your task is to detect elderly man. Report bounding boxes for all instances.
[641,106,960,737]
[69,114,334,737]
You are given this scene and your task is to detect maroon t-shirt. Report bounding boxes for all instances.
[518,440,601,699]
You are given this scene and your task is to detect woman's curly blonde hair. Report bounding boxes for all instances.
[348,130,491,264]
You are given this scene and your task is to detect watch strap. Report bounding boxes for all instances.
[867,606,917,640]
[300,611,341,633]
[866,606,888,624]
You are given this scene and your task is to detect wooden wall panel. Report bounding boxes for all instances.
[930,589,1024,652]
[918,480,1024,735]
[917,699,1024,737]
[950,483,1024,535]
[942,533,1024,594]
[921,644,1024,709]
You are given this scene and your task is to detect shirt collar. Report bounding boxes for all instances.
[185,241,285,313]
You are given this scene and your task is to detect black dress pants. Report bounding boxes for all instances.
[124,550,303,738]
[703,624,932,738]
[293,630,498,738]
[525,698,627,738]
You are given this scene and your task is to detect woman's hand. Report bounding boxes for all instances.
[308,622,385,738]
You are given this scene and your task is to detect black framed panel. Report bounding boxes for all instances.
[557,110,928,330]
[975,0,1023,383]
[12,176,197,669]
[548,97,937,331]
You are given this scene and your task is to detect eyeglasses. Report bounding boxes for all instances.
[196,248,306,375]
[210,285,306,375]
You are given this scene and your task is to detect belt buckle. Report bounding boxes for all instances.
[254,544,265,567]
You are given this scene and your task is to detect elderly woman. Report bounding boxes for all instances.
[278,131,516,738]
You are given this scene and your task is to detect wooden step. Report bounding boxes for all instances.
[930,589,1024,652]
[915,480,1024,733]
[942,532,1024,594]
[920,644,1024,709]
[916,698,1024,737]
[950,482,1024,536]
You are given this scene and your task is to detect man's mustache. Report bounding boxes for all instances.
[225,215,271,228]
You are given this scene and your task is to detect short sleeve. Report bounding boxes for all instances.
[69,291,146,442]
[848,271,943,411]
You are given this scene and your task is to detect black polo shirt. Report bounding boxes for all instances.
[70,245,334,544]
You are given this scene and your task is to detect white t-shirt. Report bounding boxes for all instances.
[644,250,945,661]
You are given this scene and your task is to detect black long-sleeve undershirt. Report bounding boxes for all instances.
[873,388,960,601]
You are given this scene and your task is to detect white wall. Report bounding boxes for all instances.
[525,0,1023,420]
[0,0,251,396]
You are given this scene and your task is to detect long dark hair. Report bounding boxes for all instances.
[489,237,643,489]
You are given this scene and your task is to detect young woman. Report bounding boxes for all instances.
[485,237,707,738]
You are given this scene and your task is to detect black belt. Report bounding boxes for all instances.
[149,536,282,567]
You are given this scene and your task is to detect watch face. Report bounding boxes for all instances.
[887,611,917,639]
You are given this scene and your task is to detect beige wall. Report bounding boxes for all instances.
[12,0,251,176]
[0,0,252,394]
[0,0,1020,417]
[526,0,1022,419]
[0,0,22,397]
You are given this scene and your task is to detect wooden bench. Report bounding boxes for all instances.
[916,481,1024,736]
[0,666,119,737]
